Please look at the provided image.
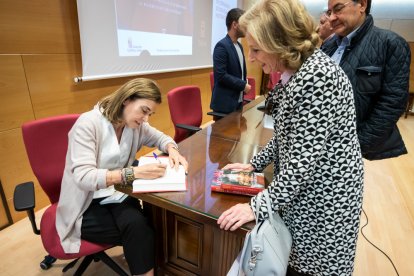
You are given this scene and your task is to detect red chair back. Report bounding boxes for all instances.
[22,114,80,204]
[209,72,214,92]
[267,72,282,90]
[244,77,256,102]
[167,86,203,143]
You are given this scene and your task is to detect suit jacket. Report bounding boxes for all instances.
[210,34,247,114]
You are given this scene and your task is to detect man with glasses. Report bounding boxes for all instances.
[321,0,411,160]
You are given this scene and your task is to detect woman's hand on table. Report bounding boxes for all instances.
[167,144,188,173]
[222,163,254,172]
[218,203,255,231]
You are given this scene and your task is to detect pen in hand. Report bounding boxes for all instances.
[153,152,162,164]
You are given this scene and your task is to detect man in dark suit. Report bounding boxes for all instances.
[210,8,251,115]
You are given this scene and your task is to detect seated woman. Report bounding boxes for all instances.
[56,78,188,276]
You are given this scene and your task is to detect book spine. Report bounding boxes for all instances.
[211,185,256,196]
[220,183,263,195]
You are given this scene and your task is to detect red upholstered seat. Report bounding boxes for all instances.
[40,204,112,260]
[210,71,214,93]
[167,85,203,143]
[210,71,256,105]
[15,114,127,275]
[244,77,256,103]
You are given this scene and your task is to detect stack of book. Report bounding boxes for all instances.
[211,169,265,196]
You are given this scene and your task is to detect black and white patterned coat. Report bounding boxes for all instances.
[250,49,364,276]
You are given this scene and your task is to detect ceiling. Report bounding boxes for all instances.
[241,0,414,91]
[302,0,414,41]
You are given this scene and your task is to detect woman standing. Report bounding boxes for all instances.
[217,1,363,275]
[56,78,188,275]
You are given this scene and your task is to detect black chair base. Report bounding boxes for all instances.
[39,252,129,276]
[40,255,57,270]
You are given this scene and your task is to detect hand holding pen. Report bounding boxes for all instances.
[134,156,166,179]
[153,151,186,174]
[153,152,162,164]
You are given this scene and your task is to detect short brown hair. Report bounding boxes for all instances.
[226,8,245,31]
[99,78,161,124]
[239,0,319,70]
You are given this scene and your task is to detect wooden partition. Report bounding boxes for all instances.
[0,0,263,225]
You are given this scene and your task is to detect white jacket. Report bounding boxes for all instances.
[56,107,176,253]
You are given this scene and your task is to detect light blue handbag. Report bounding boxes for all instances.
[228,190,292,276]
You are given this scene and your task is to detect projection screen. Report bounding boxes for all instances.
[76,0,239,82]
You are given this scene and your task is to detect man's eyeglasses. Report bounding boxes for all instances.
[325,1,353,18]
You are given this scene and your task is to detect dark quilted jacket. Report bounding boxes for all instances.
[322,15,410,160]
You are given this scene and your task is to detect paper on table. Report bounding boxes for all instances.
[133,156,187,193]
[93,185,116,199]
[99,191,128,205]
[263,114,274,130]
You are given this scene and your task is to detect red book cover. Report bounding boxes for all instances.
[211,170,265,196]
[210,183,257,196]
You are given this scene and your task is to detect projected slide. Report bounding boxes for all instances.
[211,0,237,54]
[115,0,194,56]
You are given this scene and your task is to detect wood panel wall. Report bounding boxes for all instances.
[0,0,262,226]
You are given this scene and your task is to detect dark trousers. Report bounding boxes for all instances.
[81,197,154,275]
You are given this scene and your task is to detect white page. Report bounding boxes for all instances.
[133,156,186,192]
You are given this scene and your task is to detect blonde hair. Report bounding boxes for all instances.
[99,78,161,124]
[239,0,319,70]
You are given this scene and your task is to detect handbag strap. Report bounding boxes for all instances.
[256,190,273,213]
[255,189,280,228]
[261,189,280,229]
[255,192,262,223]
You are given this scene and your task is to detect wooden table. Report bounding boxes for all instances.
[117,99,274,275]
[201,97,273,147]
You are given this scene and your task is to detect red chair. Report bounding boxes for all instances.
[210,72,255,104]
[167,86,204,143]
[267,72,282,91]
[209,71,215,93]
[243,76,256,104]
[13,114,127,275]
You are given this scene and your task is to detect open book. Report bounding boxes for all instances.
[132,156,187,193]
